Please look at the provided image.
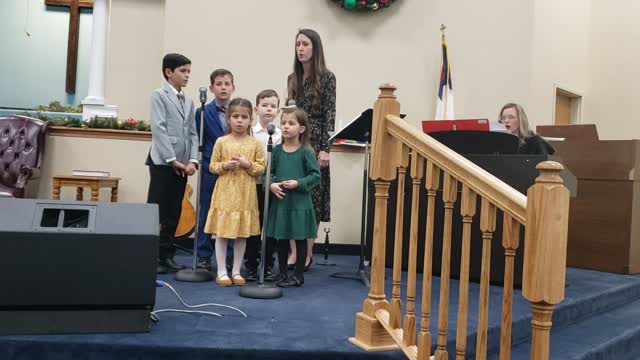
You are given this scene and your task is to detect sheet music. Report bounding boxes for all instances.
[542,136,566,141]
[333,140,367,147]
[489,121,510,133]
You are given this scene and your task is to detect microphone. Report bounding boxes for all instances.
[199,87,207,104]
[267,123,276,136]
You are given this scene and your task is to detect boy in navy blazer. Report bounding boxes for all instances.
[194,69,235,271]
[147,53,199,274]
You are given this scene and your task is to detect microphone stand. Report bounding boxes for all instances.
[240,130,283,299]
[175,92,214,282]
[316,227,336,266]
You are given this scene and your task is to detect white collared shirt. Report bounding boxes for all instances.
[166,81,183,97]
[253,122,282,184]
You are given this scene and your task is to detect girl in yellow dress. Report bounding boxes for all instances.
[204,98,265,286]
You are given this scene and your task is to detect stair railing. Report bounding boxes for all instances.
[349,84,570,360]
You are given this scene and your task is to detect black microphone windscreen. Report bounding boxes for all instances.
[267,123,276,135]
[199,87,207,103]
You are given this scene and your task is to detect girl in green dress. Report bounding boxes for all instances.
[266,107,321,287]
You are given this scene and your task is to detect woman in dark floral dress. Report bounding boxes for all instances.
[286,28,336,270]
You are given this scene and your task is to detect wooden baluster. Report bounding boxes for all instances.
[417,161,440,360]
[350,84,401,351]
[434,173,458,360]
[475,198,497,359]
[390,145,410,329]
[522,162,569,360]
[499,214,520,360]
[455,185,477,360]
[403,151,424,346]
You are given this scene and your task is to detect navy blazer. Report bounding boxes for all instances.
[195,101,226,164]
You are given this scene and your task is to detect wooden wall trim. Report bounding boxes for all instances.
[48,126,151,141]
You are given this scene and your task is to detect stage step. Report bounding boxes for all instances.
[492,297,640,359]
[446,269,640,359]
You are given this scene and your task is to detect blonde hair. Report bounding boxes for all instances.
[499,103,533,141]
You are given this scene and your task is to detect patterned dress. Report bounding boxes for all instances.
[291,71,336,223]
[204,135,265,239]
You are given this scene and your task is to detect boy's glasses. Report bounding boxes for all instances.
[498,114,517,124]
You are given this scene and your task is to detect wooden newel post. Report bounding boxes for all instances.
[521,161,570,360]
[349,84,401,351]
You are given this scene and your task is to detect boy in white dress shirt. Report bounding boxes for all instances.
[244,89,282,281]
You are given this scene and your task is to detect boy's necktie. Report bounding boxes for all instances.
[177,93,185,105]
[216,105,227,131]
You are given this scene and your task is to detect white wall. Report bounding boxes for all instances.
[528,0,590,127]
[584,0,640,140]
[105,0,166,121]
[107,0,535,130]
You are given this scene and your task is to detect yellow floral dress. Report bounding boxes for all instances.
[204,135,265,239]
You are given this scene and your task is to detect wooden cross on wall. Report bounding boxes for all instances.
[45,0,94,94]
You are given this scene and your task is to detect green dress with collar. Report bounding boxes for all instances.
[266,144,321,240]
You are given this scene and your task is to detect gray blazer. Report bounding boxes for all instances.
[148,82,199,166]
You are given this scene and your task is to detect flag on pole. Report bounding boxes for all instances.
[435,37,454,120]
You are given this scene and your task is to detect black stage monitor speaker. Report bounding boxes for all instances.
[0,198,159,335]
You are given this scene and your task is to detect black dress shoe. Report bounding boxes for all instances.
[305,257,313,272]
[244,268,257,282]
[269,272,288,284]
[278,274,304,288]
[157,263,168,274]
[263,266,275,281]
[197,257,212,271]
[159,258,186,273]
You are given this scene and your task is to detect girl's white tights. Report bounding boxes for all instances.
[214,237,247,278]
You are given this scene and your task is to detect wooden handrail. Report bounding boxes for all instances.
[351,84,569,360]
[385,114,527,224]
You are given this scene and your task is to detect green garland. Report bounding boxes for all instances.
[333,0,396,11]
[17,101,150,131]
[18,112,150,132]
[52,116,151,132]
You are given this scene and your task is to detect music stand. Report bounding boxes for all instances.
[329,109,406,287]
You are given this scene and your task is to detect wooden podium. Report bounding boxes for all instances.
[537,124,640,274]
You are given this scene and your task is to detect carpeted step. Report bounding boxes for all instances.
[443,268,640,359]
[489,297,640,360]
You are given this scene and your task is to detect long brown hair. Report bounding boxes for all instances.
[281,107,313,153]
[225,98,253,136]
[287,29,330,113]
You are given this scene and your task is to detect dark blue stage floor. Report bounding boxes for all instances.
[2,254,640,360]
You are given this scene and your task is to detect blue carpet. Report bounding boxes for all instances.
[2,254,640,360]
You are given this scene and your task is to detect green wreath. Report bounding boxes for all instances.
[333,0,397,11]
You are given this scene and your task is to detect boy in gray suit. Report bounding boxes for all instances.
[146,53,199,274]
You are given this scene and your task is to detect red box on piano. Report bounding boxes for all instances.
[422,119,490,133]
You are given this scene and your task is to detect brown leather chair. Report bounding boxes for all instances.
[0,116,48,198]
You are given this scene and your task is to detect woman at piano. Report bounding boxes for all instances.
[499,103,555,155]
